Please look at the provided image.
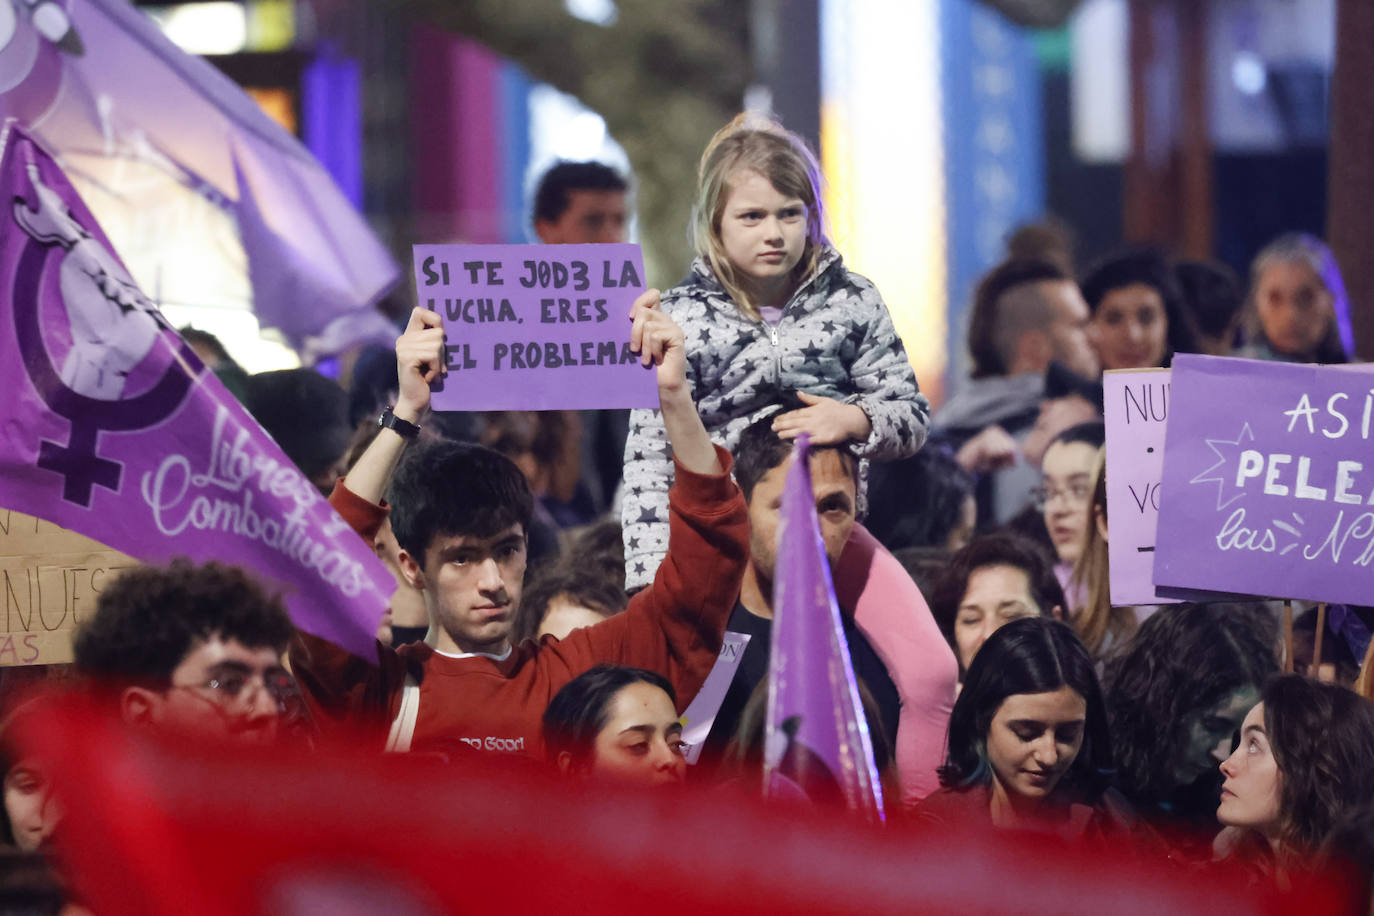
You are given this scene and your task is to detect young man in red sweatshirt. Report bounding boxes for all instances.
[290,300,748,760]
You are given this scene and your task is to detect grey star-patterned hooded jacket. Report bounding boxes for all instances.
[621,245,931,590]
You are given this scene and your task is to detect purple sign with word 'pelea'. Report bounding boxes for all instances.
[1155,355,1374,605]
[413,244,658,411]
[0,126,393,659]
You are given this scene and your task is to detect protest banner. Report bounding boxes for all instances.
[1155,354,1374,605]
[1102,369,1181,606]
[0,509,135,666]
[765,437,883,820]
[412,243,658,411]
[0,126,393,659]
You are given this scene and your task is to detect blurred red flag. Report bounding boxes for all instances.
[10,694,1350,916]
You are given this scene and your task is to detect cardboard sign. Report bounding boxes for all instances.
[1155,355,1374,604]
[679,631,750,765]
[0,509,136,666]
[1102,369,1180,606]
[412,243,659,411]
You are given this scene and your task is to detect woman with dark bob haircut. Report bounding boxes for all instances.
[542,665,686,787]
[916,618,1120,835]
[1105,603,1276,840]
[1215,675,1374,880]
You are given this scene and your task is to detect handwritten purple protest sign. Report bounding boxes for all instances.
[765,437,883,820]
[412,244,658,411]
[0,126,392,659]
[1155,354,1374,605]
[1103,369,1181,606]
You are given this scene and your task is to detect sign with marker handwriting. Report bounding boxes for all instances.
[412,244,658,411]
[1155,355,1374,605]
[0,509,137,666]
[1102,369,1181,606]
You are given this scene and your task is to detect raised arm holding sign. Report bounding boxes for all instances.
[290,296,746,759]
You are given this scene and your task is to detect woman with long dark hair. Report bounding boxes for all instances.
[1216,675,1374,881]
[917,617,1119,836]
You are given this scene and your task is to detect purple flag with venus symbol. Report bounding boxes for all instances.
[0,125,393,658]
[764,436,884,821]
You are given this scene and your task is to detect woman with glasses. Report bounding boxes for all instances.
[1034,422,1105,599]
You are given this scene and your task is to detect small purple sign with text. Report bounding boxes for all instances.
[412,244,657,411]
[1155,355,1374,604]
[1102,369,1181,606]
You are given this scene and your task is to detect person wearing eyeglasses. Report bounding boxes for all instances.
[1033,422,1105,600]
[72,559,298,747]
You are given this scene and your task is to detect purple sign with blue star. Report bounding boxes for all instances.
[1155,354,1374,604]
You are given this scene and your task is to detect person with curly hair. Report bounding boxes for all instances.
[73,558,298,747]
[1215,675,1374,883]
[1104,604,1277,844]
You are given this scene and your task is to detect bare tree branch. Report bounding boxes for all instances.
[385,0,751,284]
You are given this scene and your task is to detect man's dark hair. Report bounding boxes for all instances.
[929,532,1065,651]
[1176,258,1243,341]
[1046,420,1106,453]
[543,665,676,772]
[865,444,974,552]
[1079,247,1199,364]
[532,161,628,225]
[511,566,628,645]
[731,399,856,502]
[244,369,352,482]
[938,617,1114,802]
[387,439,534,561]
[73,559,294,689]
[966,257,1071,379]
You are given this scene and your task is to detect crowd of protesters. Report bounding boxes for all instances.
[3,115,1374,912]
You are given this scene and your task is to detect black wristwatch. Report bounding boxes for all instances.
[378,406,422,440]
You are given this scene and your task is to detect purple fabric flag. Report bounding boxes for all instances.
[0,125,393,659]
[0,0,398,348]
[764,436,884,821]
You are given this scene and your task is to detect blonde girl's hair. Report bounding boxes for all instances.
[691,113,829,320]
[1068,448,1137,659]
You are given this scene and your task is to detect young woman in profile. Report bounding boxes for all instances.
[916,617,1126,839]
[542,665,686,788]
[1214,675,1374,883]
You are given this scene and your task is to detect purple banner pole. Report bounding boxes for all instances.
[0,125,392,658]
[764,436,884,820]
